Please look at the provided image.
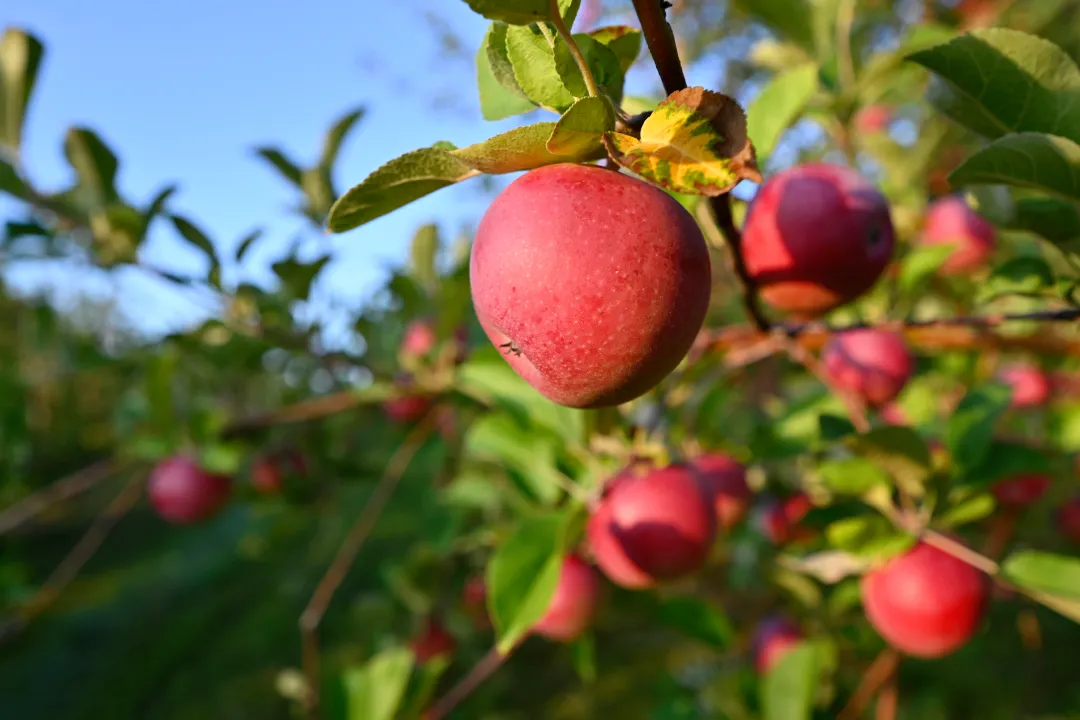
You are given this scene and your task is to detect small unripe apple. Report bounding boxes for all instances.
[532,554,602,642]
[148,455,232,524]
[751,616,804,674]
[853,105,891,135]
[409,618,456,664]
[689,453,752,531]
[997,363,1051,409]
[992,474,1051,508]
[1056,495,1080,544]
[587,463,717,588]
[470,163,712,408]
[822,329,914,408]
[742,163,895,317]
[861,541,989,658]
[918,195,996,274]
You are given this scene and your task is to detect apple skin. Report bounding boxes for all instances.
[997,363,1051,409]
[992,474,1051,508]
[469,163,712,409]
[148,455,232,524]
[532,555,602,642]
[919,196,996,275]
[751,616,804,674]
[409,618,457,664]
[861,541,989,658]
[402,319,438,359]
[384,395,434,423]
[758,493,815,546]
[689,453,752,531]
[822,329,914,408]
[741,163,895,317]
[250,450,307,495]
[587,463,717,589]
[1056,495,1080,544]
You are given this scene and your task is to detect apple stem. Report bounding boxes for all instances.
[629,0,771,332]
[298,413,437,715]
[426,644,512,720]
[548,0,601,98]
[0,468,145,646]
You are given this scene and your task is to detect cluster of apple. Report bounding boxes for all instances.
[459,158,1080,669]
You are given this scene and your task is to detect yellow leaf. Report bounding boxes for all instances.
[603,87,762,196]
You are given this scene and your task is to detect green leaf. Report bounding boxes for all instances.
[825,515,916,561]
[546,96,614,156]
[746,63,819,159]
[949,133,1080,201]
[936,491,995,528]
[604,87,762,196]
[554,33,625,104]
[169,215,220,268]
[1002,551,1080,600]
[254,146,303,187]
[655,595,733,648]
[0,27,45,150]
[462,0,578,25]
[463,414,565,505]
[506,24,575,112]
[64,127,120,208]
[761,642,821,720]
[487,511,568,654]
[569,634,597,683]
[979,256,1055,302]
[272,255,331,301]
[907,29,1080,144]
[898,244,957,294]
[320,106,364,170]
[817,457,891,495]
[961,441,1055,488]
[846,426,932,496]
[731,0,815,54]
[478,24,537,121]
[234,228,263,263]
[327,148,478,233]
[818,414,856,442]
[588,26,642,74]
[342,647,415,720]
[409,223,440,293]
[946,384,1013,471]
[0,154,28,200]
[1007,196,1080,247]
[453,122,598,173]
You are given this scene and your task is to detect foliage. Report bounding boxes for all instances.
[3,1,1080,719]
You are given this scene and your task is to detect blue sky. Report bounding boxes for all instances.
[1,0,689,339]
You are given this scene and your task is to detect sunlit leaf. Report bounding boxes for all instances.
[0,27,45,150]
[746,63,818,159]
[546,96,614,156]
[949,133,1080,201]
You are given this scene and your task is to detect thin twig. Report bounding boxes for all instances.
[427,645,513,720]
[629,0,770,333]
[0,470,145,645]
[0,458,121,536]
[922,530,1000,575]
[876,662,899,720]
[221,391,367,438]
[839,648,900,720]
[298,414,437,714]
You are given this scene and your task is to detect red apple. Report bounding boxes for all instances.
[751,616,804,674]
[822,329,914,408]
[250,450,307,494]
[401,319,438,359]
[689,453,752,531]
[587,463,717,588]
[469,163,712,409]
[861,541,989,658]
[853,105,891,134]
[758,493,815,545]
[741,163,895,317]
[148,455,232,524]
[997,363,1051,409]
[918,195,996,274]
[1056,495,1080,544]
[532,554,602,642]
[992,474,1051,508]
[384,395,434,423]
[410,618,456,664]
[879,402,909,426]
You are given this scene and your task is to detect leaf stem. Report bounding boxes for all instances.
[549,0,600,98]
